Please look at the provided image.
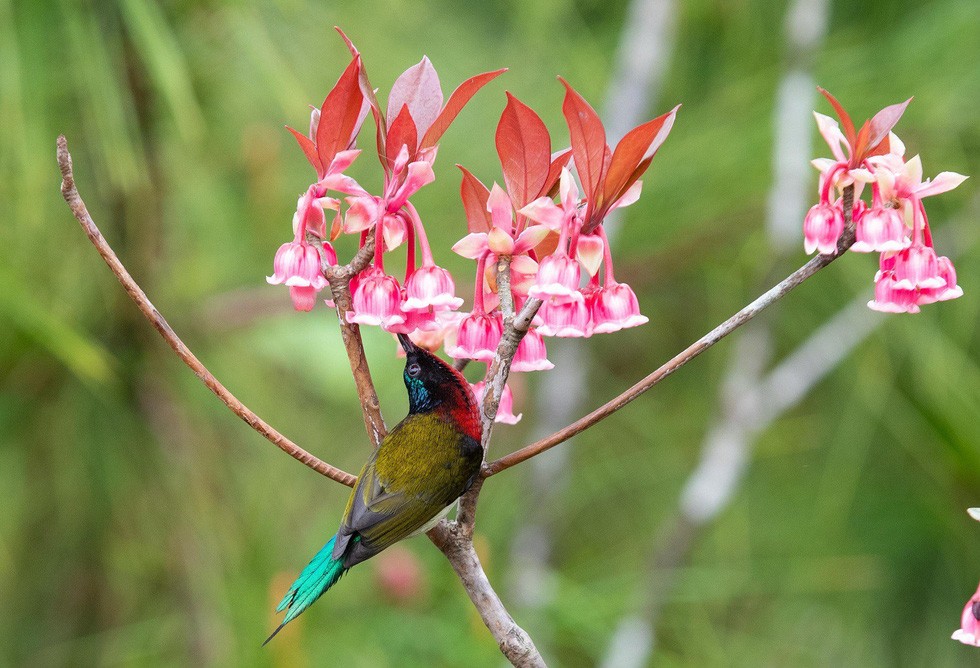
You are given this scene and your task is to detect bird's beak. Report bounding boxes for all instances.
[396,333,417,354]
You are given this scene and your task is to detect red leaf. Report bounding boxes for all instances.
[852,120,871,166]
[335,27,387,167]
[582,155,651,235]
[818,87,856,151]
[286,125,323,177]
[495,92,552,208]
[866,133,891,159]
[317,56,365,169]
[559,77,607,219]
[385,104,419,167]
[458,165,492,233]
[540,148,572,199]
[421,68,507,149]
[866,97,911,155]
[602,105,678,206]
[387,57,444,141]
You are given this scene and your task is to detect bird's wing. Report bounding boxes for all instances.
[337,417,474,566]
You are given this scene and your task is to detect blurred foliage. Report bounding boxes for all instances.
[2,0,979,665]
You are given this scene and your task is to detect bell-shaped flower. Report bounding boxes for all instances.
[471,381,522,425]
[528,253,582,301]
[382,212,408,251]
[916,256,963,305]
[575,233,604,277]
[891,244,946,291]
[589,283,649,334]
[511,327,554,372]
[292,186,341,239]
[851,207,909,253]
[402,264,464,312]
[868,272,920,314]
[446,310,503,362]
[803,203,844,255]
[267,240,330,312]
[952,582,980,647]
[346,267,406,328]
[535,294,590,338]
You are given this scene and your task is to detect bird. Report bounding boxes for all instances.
[264,333,484,644]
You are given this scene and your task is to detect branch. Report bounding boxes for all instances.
[57,135,356,487]
[318,234,387,447]
[428,523,546,666]
[486,208,856,476]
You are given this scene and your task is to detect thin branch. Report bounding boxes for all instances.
[318,234,387,448]
[486,211,856,477]
[428,523,546,666]
[57,135,357,487]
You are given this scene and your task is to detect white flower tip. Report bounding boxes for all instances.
[968,508,980,521]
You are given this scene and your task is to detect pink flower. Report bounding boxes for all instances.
[868,271,920,314]
[589,283,649,334]
[267,241,329,312]
[803,203,844,255]
[403,265,464,312]
[891,244,945,291]
[511,327,554,372]
[535,295,590,338]
[528,253,582,301]
[446,311,503,362]
[452,184,550,260]
[471,381,522,425]
[952,581,980,647]
[346,268,406,328]
[916,256,963,305]
[851,207,908,253]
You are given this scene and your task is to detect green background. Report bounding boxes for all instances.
[2,0,978,665]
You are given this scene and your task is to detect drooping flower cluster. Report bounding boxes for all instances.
[804,89,966,313]
[953,508,980,647]
[268,31,678,423]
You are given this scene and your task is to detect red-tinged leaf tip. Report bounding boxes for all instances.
[385,103,419,166]
[285,125,323,177]
[558,76,607,216]
[496,92,552,209]
[457,164,492,234]
[335,26,359,56]
[540,148,573,199]
[817,87,856,150]
[865,97,912,154]
[420,68,507,150]
[316,56,365,168]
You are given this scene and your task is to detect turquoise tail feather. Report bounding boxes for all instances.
[264,535,348,645]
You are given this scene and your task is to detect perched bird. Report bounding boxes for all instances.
[265,333,483,644]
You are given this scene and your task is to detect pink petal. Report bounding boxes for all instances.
[914,171,968,198]
[487,183,514,231]
[575,234,604,276]
[513,225,551,255]
[813,112,848,162]
[452,233,490,259]
[519,197,565,230]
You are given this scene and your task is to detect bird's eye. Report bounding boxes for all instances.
[407,362,422,377]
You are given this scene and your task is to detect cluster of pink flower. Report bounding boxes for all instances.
[268,31,678,423]
[803,89,965,313]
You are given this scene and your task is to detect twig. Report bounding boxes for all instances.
[486,213,856,477]
[57,135,357,487]
[428,523,546,667]
[319,235,387,447]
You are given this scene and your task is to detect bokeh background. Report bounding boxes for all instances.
[2,0,979,665]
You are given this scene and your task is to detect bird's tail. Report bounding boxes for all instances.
[263,535,348,645]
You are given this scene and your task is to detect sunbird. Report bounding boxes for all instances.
[265,333,484,643]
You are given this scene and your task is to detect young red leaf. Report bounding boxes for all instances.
[866,98,911,155]
[285,126,323,177]
[317,56,365,169]
[866,133,892,159]
[387,57,443,140]
[386,104,419,167]
[495,92,552,208]
[559,77,607,218]
[581,155,651,235]
[852,120,871,166]
[817,87,856,151]
[335,27,388,167]
[540,148,573,199]
[420,68,507,149]
[602,105,679,206]
[458,165,492,234]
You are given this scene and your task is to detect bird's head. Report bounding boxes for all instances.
[397,334,480,427]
